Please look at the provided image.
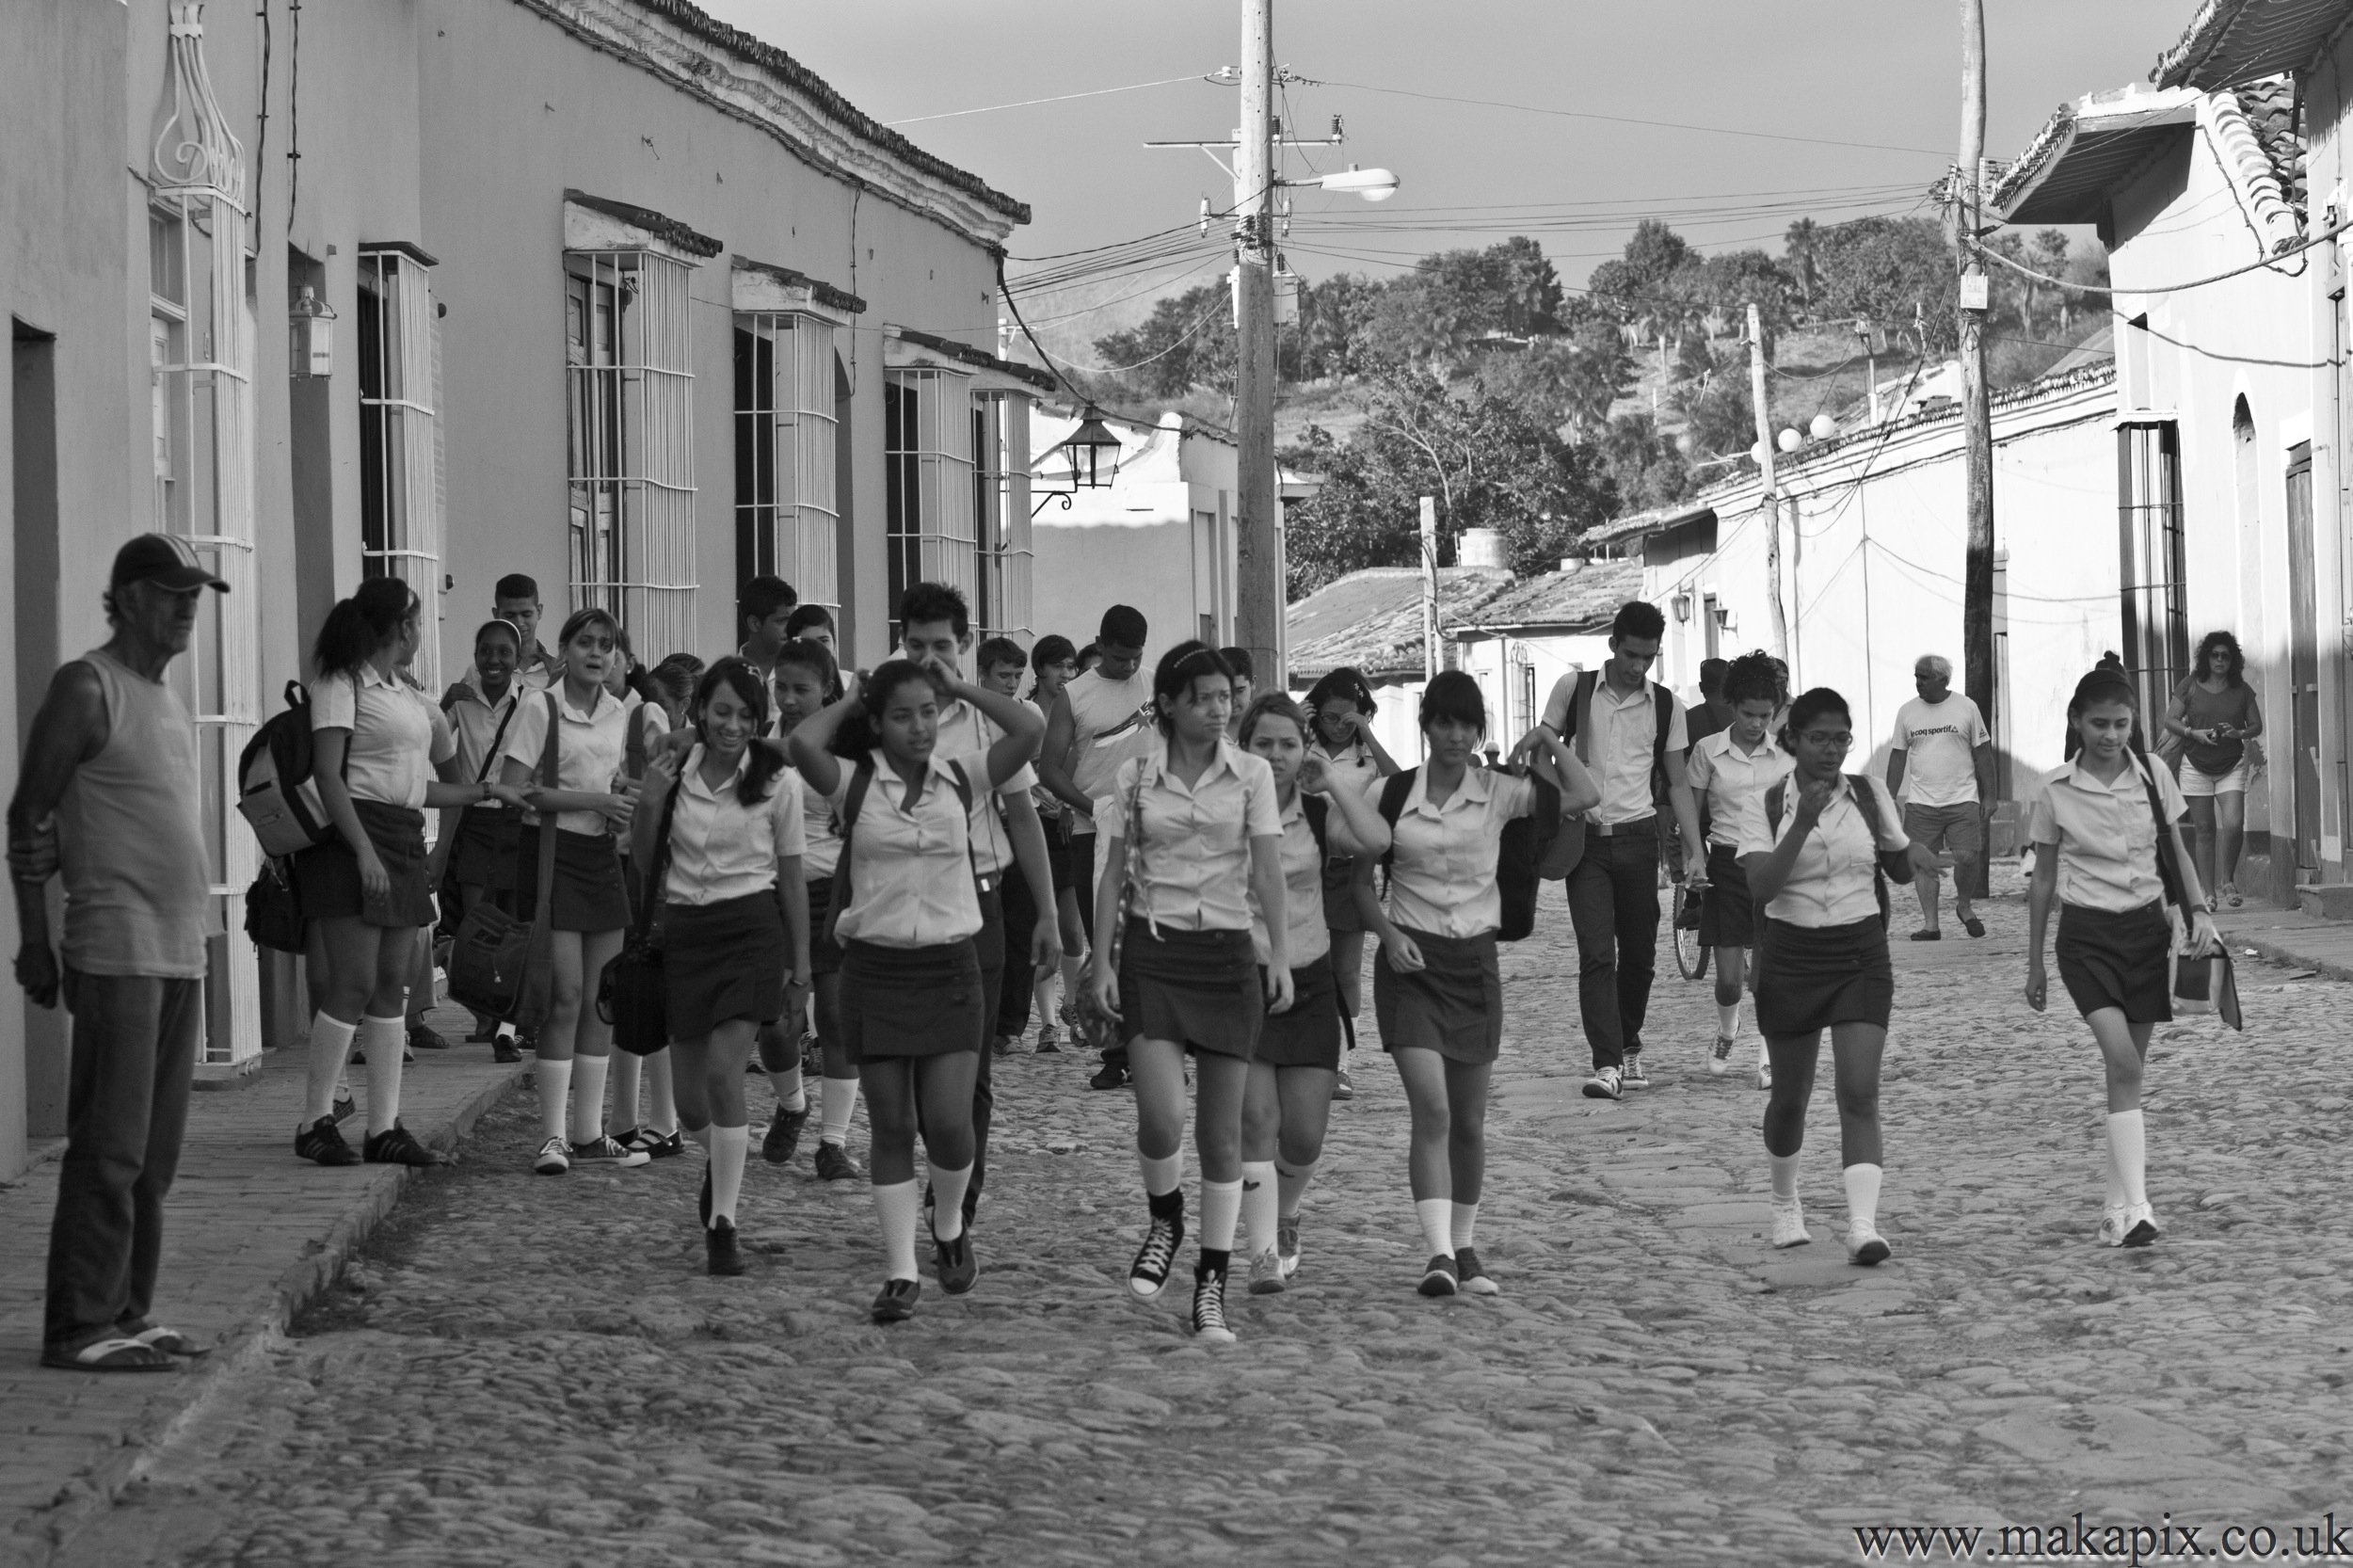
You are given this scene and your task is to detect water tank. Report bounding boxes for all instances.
[1458,527,1506,568]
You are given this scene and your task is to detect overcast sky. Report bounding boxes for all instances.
[700,1,2197,320]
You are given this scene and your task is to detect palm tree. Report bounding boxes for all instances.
[1785,218,1820,305]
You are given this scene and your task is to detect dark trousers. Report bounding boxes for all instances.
[43,970,203,1352]
[1565,824,1661,1071]
[997,856,1039,1039]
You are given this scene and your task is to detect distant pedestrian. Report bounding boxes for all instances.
[1022,633,1085,1053]
[484,573,558,691]
[1682,650,1792,1088]
[13,536,224,1371]
[1886,654,1993,940]
[1077,643,1104,677]
[606,641,682,1160]
[1302,665,1399,1101]
[737,574,799,687]
[979,634,1052,1056]
[771,640,861,1180]
[2161,632,2264,911]
[1685,658,1735,754]
[1220,648,1256,742]
[786,603,844,701]
[2026,666,2217,1250]
[440,617,526,1059]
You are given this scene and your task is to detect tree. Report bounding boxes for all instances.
[1812,216,1960,353]
[1355,236,1569,378]
[1091,280,1234,398]
[1704,249,1797,350]
[1473,322,1631,436]
[1601,411,1692,513]
[1293,271,1385,381]
[1785,217,1821,303]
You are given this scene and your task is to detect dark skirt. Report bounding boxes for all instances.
[807,875,843,977]
[2056,901,2173,1023]
[1697,842,1757,948]
[1373,927,1503,1064]
[1754,917,1894,1036]
[840,938,984,1060]
[1257,951,1343,1069]
[1321,855,1367,934]
[512,825,632,933]
[293,799,435,928]
[663,891,788,1040]
[448,806,521,892]
[1117,920,1262,1060]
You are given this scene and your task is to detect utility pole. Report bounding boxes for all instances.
[1747,302,1790,664]
[1957,0,1995,898]
[1232,0,1282,688]
[1419,495,1439,680]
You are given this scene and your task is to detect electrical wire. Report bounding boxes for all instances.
[884,73,1212,127]
[1968,218,2348,296]
[1039,295,1228,374]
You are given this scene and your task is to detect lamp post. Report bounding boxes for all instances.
[1030,406,1125,516]
[289,283,336,378]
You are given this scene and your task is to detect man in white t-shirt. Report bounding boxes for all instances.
[1885,653,1995,940]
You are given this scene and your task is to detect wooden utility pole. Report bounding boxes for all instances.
[1232,0,1282,687]
[1747,302,1790,664]
[1419,495,1439,680]
[1957,0,1995,897]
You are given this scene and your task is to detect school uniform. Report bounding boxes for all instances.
[793,764,846,976]
[1686,728,1793,949]
[1737,776,1907,1036]
[441,676,521,892]
[830,748,993,1061]
[1097,740,1283,1059]
[500,686,632,932]
[1369,765,1535,1064]
[1309,737,1384,936]
[658,744,806,1040]
[2029,756,2186,1023]
[294,666,456,928]
[1252,793,1343,1069]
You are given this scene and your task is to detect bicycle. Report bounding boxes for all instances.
[1672,880,1710,981]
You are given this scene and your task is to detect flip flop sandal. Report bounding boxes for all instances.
[132,1326,211,1357]
[41,1336,179,1372]
[1961,917,1987,938]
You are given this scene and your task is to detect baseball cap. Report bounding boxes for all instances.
[110,533,229,593]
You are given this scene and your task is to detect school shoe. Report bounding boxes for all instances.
[932,1223,979,1295]
[1770,1196,1812,1249]
[1456,1247,1499,1296]
[296,1116,362,1167]
[1128,1208,1186,1298]
[1709,1035,1736,1075]
[1583,1066,1622,1100]
[1417,1255,1460,1297]
[533,1136,570,1176]
[1756,1051,1773,1092]
[1621,1054,1650,1090]
[1089,1062,1131,1091]
[641,1130,685,1160]
[2121,1202,2160,1248]
[871,1277,921,1324]
[614,1127,655,1155]
[407,1019,455,1051]
[814,1140,862,1182]
[705,1219,745,1277]
[762,1104,809,1164]
[1846,1219,1892,1266]
[2097,1205,2131,1248]
[1276,1215,1302,1279]
[1246,1248,1286,1296]
[492,1032,523,1065]
[1332,1067,1355,1101]
[570,1134,651,1168]
[362,1122,447,1167]
[1190,1266,1237,1344]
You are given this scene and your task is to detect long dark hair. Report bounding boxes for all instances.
[829,658,935,762]
[690,657,784,806]
[313,578,418,680]
[2194,630,2246,688]
[1151,640,1234,736]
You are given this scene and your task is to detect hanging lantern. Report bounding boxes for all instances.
[289,284,337,378]
[1056,408,1124,489]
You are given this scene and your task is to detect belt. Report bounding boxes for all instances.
[974,872,1001,895]
[1589,814,1657,838]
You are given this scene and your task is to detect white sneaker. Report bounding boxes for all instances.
[2121,1202,2160,1248]
[533,1135,570,1176]
[2097,1205,2130,1248]
[1582,1065,1623,1100]
[1755,1050,1773,1092]
[1709,1035,1735,1075]
[569,1133,651,1168]
[1769,1196,1812,1249]
[1846,1219,1892,1266]
[1620,1054,1649,1090]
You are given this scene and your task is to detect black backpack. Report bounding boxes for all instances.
[1374,766,1562,942]
[235,679,346,857]
[1556,668,1675,807]
[1762,774,1914,931]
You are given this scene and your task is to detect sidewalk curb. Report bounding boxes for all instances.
[22,1062,527,1568]
[2224,933,2353,984]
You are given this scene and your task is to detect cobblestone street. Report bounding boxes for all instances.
[56,878,2353,1566]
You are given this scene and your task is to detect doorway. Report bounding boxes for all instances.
[13,319,65,1158]
[2285,442,2319,883]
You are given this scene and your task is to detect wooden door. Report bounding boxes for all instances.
[2286,443,2319,877]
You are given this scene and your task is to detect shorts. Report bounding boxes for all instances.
[1902,801,1983,857]
[2178,760,2249,797]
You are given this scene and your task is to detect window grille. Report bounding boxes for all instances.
[734,312,840,613]
[358,247,443,690]
[972,392,1032,639]
[566,248,696,657]
[2117,421,2188,724]
[885,367,977,631]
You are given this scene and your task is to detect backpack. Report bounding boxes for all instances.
[1375,766,1562,943]
[235,679,346,857]
[821,757,979,949]
[1762,774,1914,931]
[1546,668,1676,878]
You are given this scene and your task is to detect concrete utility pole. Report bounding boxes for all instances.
[1232,0,1282,688]
[1957,0,1996,896]
[1748,302,1791,664]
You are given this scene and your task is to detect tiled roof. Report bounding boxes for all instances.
[1286,568,1515,684]
[1456,559,1645,634]
[2236,78,2308,220]
[565,190,724,258]
[2153,0,2353,90]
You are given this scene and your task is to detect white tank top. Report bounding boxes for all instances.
[1063,667,1155,838]
[57,648,213,977]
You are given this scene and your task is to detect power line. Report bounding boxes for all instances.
[1968,221,2344,296]
[885,73,1210,126]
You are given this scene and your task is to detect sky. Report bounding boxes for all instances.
[698,1,2199,341]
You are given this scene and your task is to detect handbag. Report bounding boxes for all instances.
[244,856,306,954]
[446,693,561,1026]
[598,760,680,1056]
[2138,759,2245,1032]
[1071,766,1146,1056]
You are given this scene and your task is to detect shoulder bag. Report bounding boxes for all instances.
[599,753,682,1055]
[446,693,561,1027]
[2138,760,2243,1030]
[1071,765,1147,1056]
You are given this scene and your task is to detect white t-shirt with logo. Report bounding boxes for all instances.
[1892,694,1989,807]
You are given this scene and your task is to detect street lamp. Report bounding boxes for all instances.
[1031,407,1126,517]
[1294,164,1399,201]
[289,284,336,378]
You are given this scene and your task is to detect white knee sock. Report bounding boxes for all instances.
[708,1124,748,1228]
[1199,1178,1242,1257]
[1718,1001,1740,1037]
[610,1050,643,1131]
[535,1057,572,1143]
[820,1075,858,1146]
[1770,1151,1801,1202]
[928,1160,973,1241]
[1138,1147,1184,1200]
[1417,1197,1455,1259]
[1240,1160,1279,1256]
[1450,1201,1480,1251]
[2106,1111,2148,1209]
[304,1013,357,1126]
[569,1054,609,1144]
[873,1178,921,1280]
[360,1014,407,1136]
[1274,1157,1317,1219]
[1843,1162,1883,1231]
[769,1062,807,1114]
[645,1049,677,1136]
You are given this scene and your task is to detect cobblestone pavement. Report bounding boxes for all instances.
[62,874,2353,1567]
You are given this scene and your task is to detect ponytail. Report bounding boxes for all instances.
[313,578,417,680]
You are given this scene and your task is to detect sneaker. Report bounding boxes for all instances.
[1583,1066,1622,1100]
[1246,1247,1287,1296]
[1276,1215,1302,1279]
[871,1277,920,1324]
[1089,1062,1131,1091]
[2097,1204,2131,1248]
[642,1130,685,1160]
[1190,1267,1237,1343]
[492,1033,522,1065]
[990,1034,1016,1058]
[1456,1246,1499,1296]
[1034,1027,1062,1054]
[330,1091,358,1124]
[1709,1035,1735,1075]
[533,1135,570,1176]
[1332,1067,1355,1101]
[814,1140,861,1182]
[1846,1220,1892,1266]
[1128,1208,1186,1298]
[706,1218,744,1277]
[763,1104,809,1165]
[569,1134,651,1168]
[406,1019,455,1051]
[1417,1254,1460,1297]
[932,1223,979,1295]
[1621,1054,1650,1090]
[295,1115,361,1167]
[1769,1195,1812,1249]
[2121,1202,2160,1248]
[1756,1052,1773,1092]
[362,1122,447,1166]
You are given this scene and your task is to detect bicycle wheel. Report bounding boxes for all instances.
[1672,884,1709,981]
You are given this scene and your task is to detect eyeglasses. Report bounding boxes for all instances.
[1798,731,1854,750]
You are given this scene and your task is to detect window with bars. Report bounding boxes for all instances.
[357,246,443,690]
[733,312,840,613]
[971,392,1032,639]
[566,249,696,656]
[884,367,977,632]
[2117,421,2188,723]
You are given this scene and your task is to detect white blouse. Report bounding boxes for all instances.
[2025,756,2187,913]
[661,744,808,906]
[443,679,520,789]
[790,762,844,881]
[1686,728,1795,848]
[1380,765,1536,939]
[1735,774,1910,928]
[500,685,630,836]
[934,696,1040,878]
[310,665,456,810]
[1251,792,1331,969]
[828,749,989,949]
[1096,740,1283,934]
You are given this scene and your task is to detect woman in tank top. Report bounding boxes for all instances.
[2160,631,2265,911]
